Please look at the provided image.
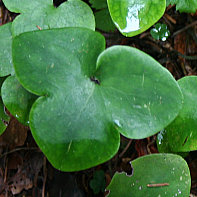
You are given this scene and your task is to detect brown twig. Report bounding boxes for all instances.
[147,183,169,187]
[0,147,39,159]
[172,21,197,37]
[164,13,176,24]
[119,139,132,158]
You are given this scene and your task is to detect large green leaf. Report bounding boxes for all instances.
[157,76,197,152]
[0,23,14,76]
[107,154,191,196]
[1,76,37,125]
[3,0,95,36]
[12,28,182,171]
[107,0,166,37]
[166,0,197,13]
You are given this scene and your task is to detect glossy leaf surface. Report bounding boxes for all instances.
[166,0,197,13]
[157,76,197,152]
[3,0,95,36]
[13,28,182,171]
[107,0,166,37]
[107,154,191,196]
[0,23,14,76]
[1,76,37,125]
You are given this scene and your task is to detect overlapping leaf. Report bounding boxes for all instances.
[1,76,37,125]
[157,76,197,152]
[107,0,166,37]
[0,0,95,125]
[0,77,10,135]
[107,154,191,196]
[166,0,197,13]
[12,27,182,171]
[3,0,95,36]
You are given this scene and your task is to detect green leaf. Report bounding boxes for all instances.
[157,76,197,152]
[0,97,10,135]
[0,77,10,135]
[13,27,182,171]
[107,154,191,196]
[89,0,107,9]
[166,0,197,13]
[2,0,95,36]
[0,23,14,76]
[107,0,166,37]
[150,23,170,41]
[90,170,106,194]
[0,0,95,125]
[95,9,116,32]
[1,76,37,125]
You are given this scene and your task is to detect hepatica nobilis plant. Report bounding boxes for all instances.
[0,0,194,195]
[12,27,182,171]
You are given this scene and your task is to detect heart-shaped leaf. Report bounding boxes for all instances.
[1,76,37,125]
[157,76,197,152]
[3,0,95,37]
[0,23,14,76]
[107,154,191,196]
[107,0,166,37]
[12,28,182,171]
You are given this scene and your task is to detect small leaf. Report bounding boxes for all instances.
[107,154,191,196]
[90,170,106,194]
[150,23,170,41]
[107,0,166,37]
[157,76,197,152]
[89,0,107,9]
[167,0,197,13]
[95,9,116,32]
[0,77,10,135]
[1,76,37,125]
[13,28,182,171]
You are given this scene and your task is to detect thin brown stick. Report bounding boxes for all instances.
[36,25,42,30]
[119,139,132,158]
[164,13,176,24]
[0,147,39,159]
[147,183,169,187]
[172,20,197,37]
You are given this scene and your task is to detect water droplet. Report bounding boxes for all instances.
[180,176,182,181]
[133,105,142,109]
[178,189,181,194]
[144,104,147,108]
[175,193,177,196]
[139,186,142,190]
[114,119,121,127]
[15,114,19,118]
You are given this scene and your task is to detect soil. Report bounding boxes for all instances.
[0,0,197,196]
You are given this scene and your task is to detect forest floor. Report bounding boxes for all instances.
[0,0,197,196]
